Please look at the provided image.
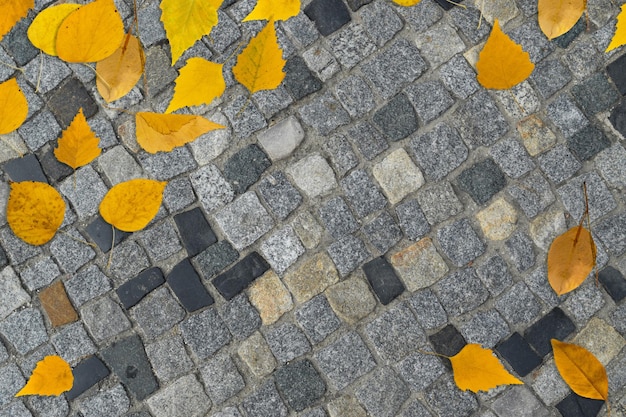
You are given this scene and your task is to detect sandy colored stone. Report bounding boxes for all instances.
[325,274,376,324]
[390,238,449,292]
[573,317,626,365]
[237,331,276,377]
[517,115,557,156]
[373,148,424,204]
[248,270,293,325]
[464,42,485,68]
[476,198,518,240]
[475,0,519,24]
[327,395,367,417]
[529,208,566,251]
[39,280,78,327]
[292,210,323,249]
[283,252,340,303]
[0,132,27,164]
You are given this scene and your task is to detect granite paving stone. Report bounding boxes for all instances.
[297,92,350,135]
[557,171,616,222]
[395,199,430,241]
[491,386,550,417]
[538,144,582,184]
[0,400,31,417]
[494,81,541,119]
[390,238,448,291]
[531,359,571,406]
[274,359,326,411]
[180,308,231,360]
[327,234,370,276]
[0,364,25,407]
[334,75,376,118]
[509,20,555,62]
[416,181,463,225]
[326,275,376,324]
[218,293,261,341]
[0,308,48,355]
[394,0,442,33]
[138,146,197,180]
[281,13,318,48]
[237,331,276,378]
[304,0,351,36]
[423,375,478,417]
[407,289,447,330]
[200,352,245,405]
[189,164,234,213]
[457,158,506,205]
[546,94,589,138]
[449,5,490,42]
[223,144,271,194]
[404,80,454,124]
[505,230,536,272]
[436,268,489,317]
[0,227,41,265]
[215,192,274,250]
[241,380,288,417]
[27,395,68,417]
[283,252,339,304]
[257,171,303,220]
[607,52,626,95]
[37,146,72,183]
[609,99,626,138]
[299,46,339,83]
[260,225,305,274]
[530,59,573,99]
[596,143,626,189]
[324,134,359,177]
[373,93,419,141]
[248,270,293,325]
[76,384,129,416]
[257,116,304,162]
[80,296,130,343]
[460,309,510,348]
[437,219,486,267]
[489,137,535,179]
[223,95,267,138]
[411,123,468,181]
[193,241,239,280]
[265,322,311,364]
[49,321,95,365]
[476,198,517,241]
[573,317,625,365]
[347,120,389,160]
[362,211,402,254]
[454,91,509,148]
[567,124,611,162]
[131,286,185,339]
[295,295,341,344]
[18,257,60,292]
[85,216,131,253]
[563,282,606,325]
[594,212,626,255]
[359,1,402,46]
[395,350,445,393]
[328,23,376,69]
[439,55,480,100]
[286,153,337,198]
[495,281,543,326]
[571,72,620,115]
[145,334,193,384]
[355,367,409,417]
[524,266,562,309]
[139,220,183,262]
[146,374,210,417]
[507,170,555,218]
[365,303,426,362]
[47,78,98,128]
[416,22,465,69]
[516,114,557,156]
[58,166,107,219]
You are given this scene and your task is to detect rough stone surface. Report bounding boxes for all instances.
[284,252,340,304]
[249,270,294,325]
[390,238,448,291]
[326,276,376,324]
[215,192,274,250]
[476,197,518,241]
[287,154,338,198]
[315,332,376,390]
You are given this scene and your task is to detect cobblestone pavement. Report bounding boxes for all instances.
[1,0,626,416]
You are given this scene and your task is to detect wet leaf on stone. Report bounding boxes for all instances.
[16,355,73,397]
[547,225,596,295]
[552,339,608,401]
[0,78,28,135]
[450,344,523,392]
[607,4,626,52]
[166,57,225,113]
[96,33,145,103]
[538,0,586,40]
[54,108,101,169]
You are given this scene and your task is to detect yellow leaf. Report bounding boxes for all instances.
[551,339,608,401]
[160,0,223,65]
[476,20,535,89]
[0,78,28,135]
[27,3,81,56]
[165,58,225,113]
[54,108,101,169]
[7,181,65,246]
[16,356,73,397]
[96,33,145,102]
[56,0,125,63]
[607,4,626,52]
[136,112,225,153]
[392,0,421,5]
[244,0,300,21]
[547,225,596,295]
[538,0,586,40]
[233,21,286,94]
[0,0,33,41]
[99,179,167,232]
[449,344,523,393]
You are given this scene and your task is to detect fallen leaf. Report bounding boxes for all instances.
[56,0,125,63]
[607,4,626,52]
[7,181,65,246]
[136,112,224,153]
[27,3,81,56]
[0,0,33,41]
[165,58,225,113]
[0,78,28,135]
[547,225,596,295]
[551,339,608,401]
[99,179,167,232]
[392,0,421,5]
[233,21,286,94]
[54,108,101,169]
[476,19,534,89]
[96,33,145,102]
[160,0,223,65]
[16,356,73,397]
[538,0,586,40]
[450,344,523,392]
[244,0,300,21]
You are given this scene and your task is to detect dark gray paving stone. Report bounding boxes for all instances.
[283,56,323,100]
[509,20,555,62]
[0,308,48,355]
[298,92,350,135]
[174,208,217,257]
[537,144,582,183]
[218,293,261,341]
[552,16,585,48]
[567,124,611,161]
[304,0,351,36]
[557,171,616,222]
[116,267,165,310]
[66,356,110,400]
[257,171,302,220]
[410,123,468,181]
[167,258,214,312]
[138,146,198,180]
[193,241,239,280]
[395,199,430,241]
[599,266,626,302]
[327,234,370,276]
[241,381,288,417]
[363,257,405,305]
[131,287,185,340]
[428,324,466,369]
[295,295,341,344]
[571,72,620,115]
[496,332,542,377]
[439,55,480,100]
[324,134,358,177]
[449,5,490,42]
[355,367,409,417]
[437,219,485,267]
[47,78,98,128]
[489,137,535,179]
[530,59,572,99]
[607,53,626,95]
[265,323,311,364]
[180,308,232,360]
[223,144,271,194]
[347,120,389,160]
[359,1,402,46]
[1,18,37,66]
[546,94,589,138]
[3,154,47,183]
[476,255,513,297]
[37,147,73,183]
[436,268,489,316]
[314,331,376,389]
[407,289,447,330]
[453,91,508,148]
[495,281,543,326]
[275,359,326,411]
[213,252,269,300]
[86,216,131,253]
[200,353,245,405]
[404,80,454,124]
[459,309,510,348]
[456,158,506,205]
[523,307,576,356]
[363,212,402,254]
[341,169,387,217]
[556,392,605,417]
[505,230,536,272]
[609,99,626,137]
[373,93,418,141]
[318,197,358,239]
[507,170,555,218]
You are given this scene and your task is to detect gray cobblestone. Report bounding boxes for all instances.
[490,137,535,179]
[365,303,426,362]
[341,169,387,218]
[476,255,513,297]
[59,166,107,219]
[295,295,341,344]
[77,384,129,417]
[328,23,376,69]
[395,199,430,241]
[459,310,509,348]
[436,268,489,316]
[505,230,536,272]
[538,144,582,183]
[348,120,389,160]
[530,59,573,99]
[423,375,478,417]
[355,367,409,417]
[507,170,555,218]
[257,172,302,220]
[439,55,480,100]
[138,146,197,181]
[454,91,508,148]
[180,308,231,360]
[410,123,468,181]
[363,211,402,254]
[557,171,616,222]
[18,257,59,292]
[562,281,605,325]
[324,134,358,178]
[405,80,454,124]
[315,331,376,390]
[437,219,485,267]
[495,281,543,326]
[131,286,185,339]
[298,92,350,135]
[394,0,442,33]
[146,374,211,417]
[0,364,25,408]
[327,234,370,276]
[215,192,274,250]
[0,308,48,355]
[107,240,150,284]
[241,380,287,417]
[50,323,95,365]
[416,23,465,69]
[81,296,130,342]
[359,1,402,46]
[545,94,589,138]
[146,334,193,384]
[201,352,245,404]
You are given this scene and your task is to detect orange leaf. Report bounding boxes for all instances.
[136,112,225,154]
[244,0,300,21]
[16,356,73,397]
[96,33,145,102]
[392,0,421,5]
[607,4,626,52]
[551,339,608,401]
[165,58,225,113]
[449,344,523,393]
[476,20,535,90]
[547,225,596,295]
[0,0,33,41]
[7,181,65,246]
[54,108,101,169]
[27,3,81,56]
[538,0,586,40]
[99,179,167,232]
[0,78,28,134]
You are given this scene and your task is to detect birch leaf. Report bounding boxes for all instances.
[99,179,167,232]
[0,78,28,135]
[607,4,626,52]
[552,339,608,401]
[547,225,596,295]
[165,58,225,113]
[0,0,33,41]
[27,3,80,56]
[54,108,101,169]
[244,0,300,21]
[16,356,73,397]
[96,33,145,102]
[450,344,523,393]
[392,0,421,5]
[538,0,586,40]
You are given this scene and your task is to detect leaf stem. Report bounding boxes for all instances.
[58,230,97,248]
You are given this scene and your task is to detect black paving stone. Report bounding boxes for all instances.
[47,77,98,128]
[609,99,626,138]
[223,144,271,194]
[66,355,110,400]
[174,207,217,257]
[571,73,620,115]
[193,241,239,279]
[607,53,626,95]
[100,334,159,400]
[167,258,214,312]
[552,16,585,48]
[523,307,575,357]
[283,56,323,100]
[372,93,418,142]
[37,147,73,183]
[429,324,466,370]
[213,252,269,300]
[457,158,506,205]
[556,392,604,417]
[304,0,351,36]
[599,266,626,302]
[86,215,131,253]
[567,125,611,161]
[495,332,542,377]
[434,0,463,10]
[274,359,326,411]
[3,154,48,183]
[116,267,165,309]
[1,18,38,66]
[362,257,405,305]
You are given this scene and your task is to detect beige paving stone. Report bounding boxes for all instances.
[327,395,367,417]
[0,132,27,163]
[517,115,557,156]
[573,317,626,365]
[283,252,339,303]
[286,153,337,198]
[529,208,566,251]
[257,116,304,161]
[475,0,519,24]
[390,238,449,292]
[476,197,518,241]
[237,331,276,378]
[248,271,293,325]
[291,210,324,249]
[464,42,485,68]
[373,148,424,204]
[325,274,376,324]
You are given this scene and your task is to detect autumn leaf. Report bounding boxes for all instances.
[56,0,125,63]
[16,356,73,397]
[160,0,223,65]
[27,3,80,56]
[165,58,225,113]
[547,225,596,295]
[449,344,523,392]
[233,21,286,94]
[0,78,28,135]
[7,181,65,246]
[99,179,167,232]
[136,112,224,153]
[607,4,626,52]
[54,108,101,169]
[476,20,534,89]
[392,0,421,5]
[96,33,145,102]
[551,339,608,401]
[244,0,300,22]
[0,0,33,41]
[538,0,586,40]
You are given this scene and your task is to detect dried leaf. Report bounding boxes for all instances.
[165,57,225,113]
[392,0,421,5]
[243,0,300,21]
[0,0,33,41]
[54,108,101,169]
[99,179,167,232]
[450,344,523,393]
[96,33,145,102]
[7,181,65,246]
[0,78,28,135]
[16,356,73,397]
[136,112,224,153]
[27,3,80,56]
[56,0,125,63]
[538,0,586,40]
[233,21,286,94]
[547,225,596,295]
[476,20,534,89]
[607,4,626,52]
[551,339,608,401]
